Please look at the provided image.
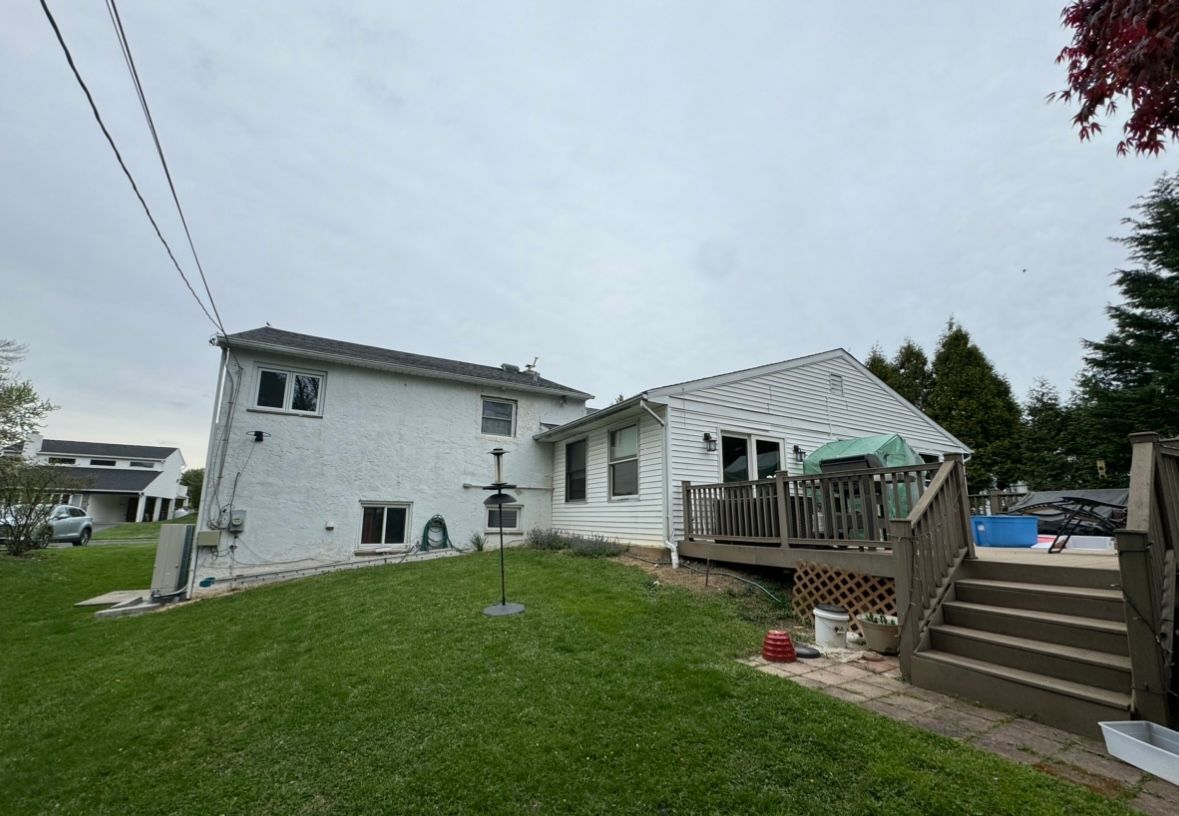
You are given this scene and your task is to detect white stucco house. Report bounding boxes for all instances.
[27,437,187,524]
[191,327,968,595]
[192,327,592,593]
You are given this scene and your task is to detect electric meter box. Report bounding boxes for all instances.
[227,509,247,533]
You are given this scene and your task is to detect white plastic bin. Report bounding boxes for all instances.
[813,604,850,650]
[1100,721,1179,785]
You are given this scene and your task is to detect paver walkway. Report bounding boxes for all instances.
[743,652,1179,815]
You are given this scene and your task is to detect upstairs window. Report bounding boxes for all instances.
[47,457,75,465]
[565,439,587,502]
[129,461,154,468]
[255,367,324,415]
[481,398,516,437]
[608,424,639,498]
[90,459,116,467]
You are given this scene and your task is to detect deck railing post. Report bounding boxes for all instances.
[775,471,790,549]
[943,453,975,559]
[1116,528,1171,726]
[682,481,693,543]
[890,518,917,679]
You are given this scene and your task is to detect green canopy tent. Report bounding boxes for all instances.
[800,434,926,532]
[802,433,924,475]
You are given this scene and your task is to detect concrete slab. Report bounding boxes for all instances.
[75,590,148,607]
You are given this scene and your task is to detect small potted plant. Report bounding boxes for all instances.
[857,612,900,655]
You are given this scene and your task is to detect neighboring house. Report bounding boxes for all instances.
[191,328,970,595]
[535,349,971,550]
[29,437,187,524]
[192,327,592,592]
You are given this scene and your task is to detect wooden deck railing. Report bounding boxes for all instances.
[682,462,940,549]
[889,455,974,676]
[1116,433,1179,727]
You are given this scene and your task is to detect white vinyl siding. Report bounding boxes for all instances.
[664,354,966,541]
[550,411,665,545]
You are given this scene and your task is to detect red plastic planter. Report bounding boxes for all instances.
[762,629,796,663]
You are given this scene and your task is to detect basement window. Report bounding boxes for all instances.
[359,503,410,548]
[486,505,521,530]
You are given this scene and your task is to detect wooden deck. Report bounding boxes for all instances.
[974,547,1118,570]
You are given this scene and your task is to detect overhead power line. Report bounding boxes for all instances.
[39,0,222,334]
[104,0,226,335]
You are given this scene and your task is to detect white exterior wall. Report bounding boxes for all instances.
[34,446,184,520]
[661,352,968,540]
[549,407,666,546]
[194,350,586,593]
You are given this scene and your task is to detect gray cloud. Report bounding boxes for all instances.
[1,1,1165,468]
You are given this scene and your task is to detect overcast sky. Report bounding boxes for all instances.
[2,2,1166,468]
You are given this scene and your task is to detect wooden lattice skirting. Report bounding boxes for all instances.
[791,561,896,635]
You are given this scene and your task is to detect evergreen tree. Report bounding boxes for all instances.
[889,340,934,409]
[925,320,1024,489]
[1077,172,1179,480]
[1020,380,1090,489]
[865,344,896,383]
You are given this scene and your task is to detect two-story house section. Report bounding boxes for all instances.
[193,327,592,593]
[31,438,187,524]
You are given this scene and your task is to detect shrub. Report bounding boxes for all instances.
[525,528,567,550]
[468,532,485,552]
[525,528,622,558]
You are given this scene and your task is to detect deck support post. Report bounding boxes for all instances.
[1116,529,1171,726]
[890,518,916,679]
[681,481,693,544]
[775,472,790,549]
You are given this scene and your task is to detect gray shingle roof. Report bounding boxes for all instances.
[49,466,160,493]
[40,440,177,460]
[223,327,592,399]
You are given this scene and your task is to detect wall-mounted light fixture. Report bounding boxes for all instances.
[703,432,717,452]
[793,444,806,463]
[250,430,270,443]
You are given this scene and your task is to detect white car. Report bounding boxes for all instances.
[0,504,93,547]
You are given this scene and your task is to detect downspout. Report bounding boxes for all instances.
[639,398,678,568]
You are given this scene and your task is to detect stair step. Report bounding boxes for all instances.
[910,650,1131,738]
[942,601,1128,656]
[930,624,1130,692]
[954,578,1125,621]
[962,558,1121,590]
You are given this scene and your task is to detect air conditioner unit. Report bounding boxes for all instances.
[151,524,194,599]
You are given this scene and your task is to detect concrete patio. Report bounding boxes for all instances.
[743,652,1179,815]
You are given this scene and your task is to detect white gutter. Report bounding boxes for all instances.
[639,399,678,569]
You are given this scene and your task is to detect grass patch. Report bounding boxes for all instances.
[92,515,193,541]
[0,546,1133,815]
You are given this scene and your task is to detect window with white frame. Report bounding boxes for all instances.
[481,398,515,436]
[129,461,155,468]
[565,439,587,502]
[486,504,521,530]
[255,366,324,415]
[359,503,410,548]
[721,434,783,482]
[89,459,116,467]
[47,457,75,465]
[608,424,639,497]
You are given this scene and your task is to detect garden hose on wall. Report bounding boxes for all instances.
[421,515,456,551]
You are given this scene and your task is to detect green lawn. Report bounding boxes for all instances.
[92,515,193,541]
[0,546,1134,816]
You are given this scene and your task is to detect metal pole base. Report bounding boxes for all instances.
[483,602,525,617]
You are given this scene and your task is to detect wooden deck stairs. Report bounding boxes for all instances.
[910,555,1131,738]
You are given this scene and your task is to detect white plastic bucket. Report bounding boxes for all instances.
[813,605,850,649]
